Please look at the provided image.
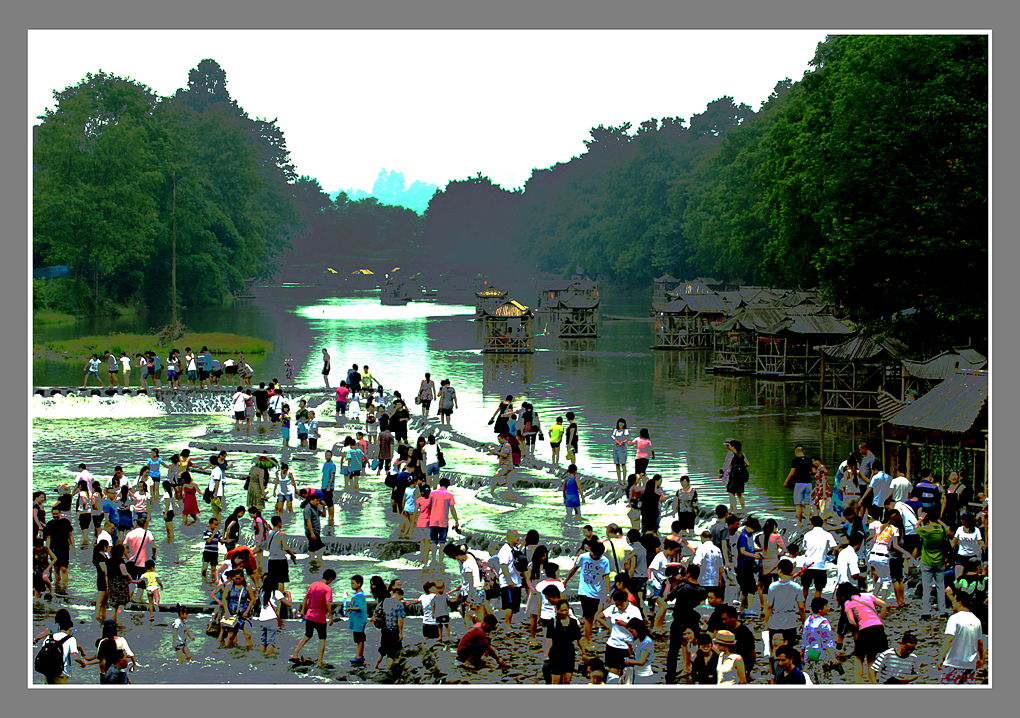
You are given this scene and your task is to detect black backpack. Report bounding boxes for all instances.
[730,454,749,483]
[35,633,71,678]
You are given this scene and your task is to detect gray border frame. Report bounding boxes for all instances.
[6,1,1012,716]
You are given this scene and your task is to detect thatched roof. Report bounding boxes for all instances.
[761,314,853,336]
[888,370,988,433]
[558,293,600,310]
[714,307,794,332]
[820,334,910,361]
[485,300,533,318]
[901,348,988,380]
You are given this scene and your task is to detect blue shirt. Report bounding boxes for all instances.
[737,531,760,570]
[148,458,162,479]
[321,461,336,491]
[103,499,119,523]
[348,591,368,632]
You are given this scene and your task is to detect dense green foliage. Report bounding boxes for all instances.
[420,34,987,347]
[34,37,987,349]
[33,60,302,315]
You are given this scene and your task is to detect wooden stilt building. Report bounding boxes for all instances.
[475,288,508,318]
[819,335,910,414]
[881,370,988,497]
[652,292,729,349]
[754,313,853,378]
[480,299,536,354]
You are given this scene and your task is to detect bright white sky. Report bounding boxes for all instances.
[29,30,827,192]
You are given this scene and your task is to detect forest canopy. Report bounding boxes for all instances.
[33,36,987,348]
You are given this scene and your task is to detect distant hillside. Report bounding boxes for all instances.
[336,169,438,214]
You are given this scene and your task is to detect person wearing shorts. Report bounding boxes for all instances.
[784,444,814,525]
[291,569,335,667]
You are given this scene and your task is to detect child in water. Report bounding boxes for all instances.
[172,605,194,663]
[140,559,165,620]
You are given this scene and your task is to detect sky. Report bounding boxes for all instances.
[28,30,828,193]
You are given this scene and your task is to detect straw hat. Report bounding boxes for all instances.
[713,630,736,646]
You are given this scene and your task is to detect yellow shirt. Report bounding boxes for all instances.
[548,424,565,443]
[142,571,160,589]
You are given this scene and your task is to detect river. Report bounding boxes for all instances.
[31,283,878,682]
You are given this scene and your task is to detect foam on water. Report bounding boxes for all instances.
[31,393,168,419]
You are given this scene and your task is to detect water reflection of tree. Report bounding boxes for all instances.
[482,354,534,397]
[820,414,880,468]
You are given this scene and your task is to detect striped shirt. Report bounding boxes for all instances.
[871,648,920,683]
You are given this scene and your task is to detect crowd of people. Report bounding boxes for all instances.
[81,347,263,389]
[36,359,989,686]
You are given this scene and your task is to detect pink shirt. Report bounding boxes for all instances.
[845,594,883,630]
[123,528,155,566]
[428,488,456,528]
[303,580,333,623]
[415,496,432,528]
[634,438,653,459]
[335,386,350,403]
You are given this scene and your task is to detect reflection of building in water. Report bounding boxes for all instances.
[755,378,817,410]
[710,374,757,409]
[482,353,534,395]
[557,338,597,355]
[821,413,881,471]
[653,349,711,388]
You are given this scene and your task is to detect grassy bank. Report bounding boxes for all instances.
[32,311,78,327]
[34,332,272,363]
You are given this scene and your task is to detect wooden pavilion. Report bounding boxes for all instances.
[652,292,729,349]
[709,306,792,373]
[755,313,853,378]
[475,288,508,318]
[552,292,601,338]
[652,275,681,304]
[819,334,910,414]
[881,370,988,496]
[480,299,536,353]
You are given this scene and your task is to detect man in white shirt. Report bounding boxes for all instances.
[862,460,893,510]
[692,530,724,590]
[76,463,94,486]
[41,617,87,684]
[800,516,838,600]
[496,530,524,627]
[834,534,864,654]
[939,593,985,684]
[207,455,226,521]
[597,590,643,682]
[889,475,913,503]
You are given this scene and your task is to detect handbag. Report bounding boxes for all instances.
[371,458,380,470]
[203,487,213,503]
[437,449,446,469]
[620,666,636,685]
[220,615,239,629]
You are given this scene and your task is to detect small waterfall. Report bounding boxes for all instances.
[158,391,233,414]
[31,393,167,419]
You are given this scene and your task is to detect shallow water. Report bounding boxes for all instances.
[32,287,879,682]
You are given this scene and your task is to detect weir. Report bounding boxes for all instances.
[32,385,334,415]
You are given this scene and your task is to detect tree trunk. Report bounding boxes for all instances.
[171,173,178,325]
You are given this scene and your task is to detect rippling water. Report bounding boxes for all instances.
[32,288,877,638]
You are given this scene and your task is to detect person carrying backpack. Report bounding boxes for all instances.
[35,609,86,684]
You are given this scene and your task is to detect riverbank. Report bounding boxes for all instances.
[34,332,272,365]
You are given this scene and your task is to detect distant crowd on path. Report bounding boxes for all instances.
[82,347,263,390]
[41,351,988,685]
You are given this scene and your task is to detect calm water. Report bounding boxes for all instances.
[32,286,877,604]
